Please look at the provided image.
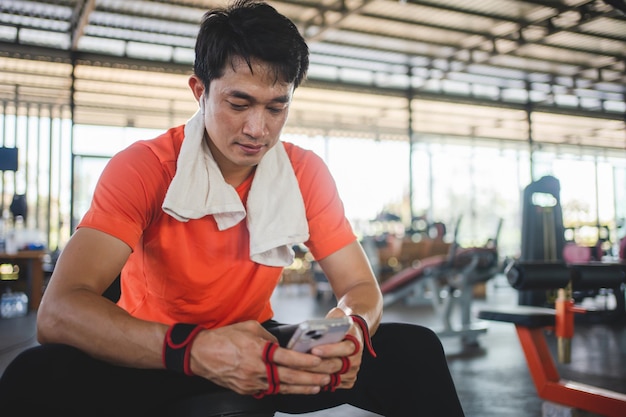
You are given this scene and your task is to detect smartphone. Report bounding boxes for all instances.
[286,317,352,353]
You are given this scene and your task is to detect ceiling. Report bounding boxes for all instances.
[0,0,625,152]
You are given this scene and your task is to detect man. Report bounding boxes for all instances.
[0,1,465,416]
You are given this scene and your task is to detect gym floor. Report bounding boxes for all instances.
[1,274,625,417]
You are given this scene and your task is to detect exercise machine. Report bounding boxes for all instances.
[478,260,626,417]
[380,218,502,346]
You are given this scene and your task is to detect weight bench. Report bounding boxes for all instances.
[379,217,502,347]
[478,305,626,417]
[380,246,499,346]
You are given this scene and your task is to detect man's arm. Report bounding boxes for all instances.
[37,227,167,368]
[295,239,382,390]
[317,240,383,337]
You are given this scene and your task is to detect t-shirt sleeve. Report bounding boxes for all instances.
[288,145,356,260]
[78,142,172,250]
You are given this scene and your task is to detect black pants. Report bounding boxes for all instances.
[0,322,464,417]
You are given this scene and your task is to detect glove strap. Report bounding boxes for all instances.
[254,341,280,398]
[350,314,377,358]
[162,323,204,376]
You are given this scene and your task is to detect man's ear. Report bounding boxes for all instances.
[188,75,206,102]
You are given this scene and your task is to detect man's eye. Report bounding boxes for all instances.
[268,107,284,114]
[229,102,247,110]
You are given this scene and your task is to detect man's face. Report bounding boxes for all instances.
[201,57,294,176]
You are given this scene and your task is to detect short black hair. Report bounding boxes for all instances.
[194,0,309,89]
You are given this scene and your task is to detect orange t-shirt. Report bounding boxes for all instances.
[78,125,356,328]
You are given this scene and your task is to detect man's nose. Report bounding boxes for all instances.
[243,109,268,138]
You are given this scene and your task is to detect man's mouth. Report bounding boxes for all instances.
[237,142,264,154]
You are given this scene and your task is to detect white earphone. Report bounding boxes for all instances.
[199,94,205,114]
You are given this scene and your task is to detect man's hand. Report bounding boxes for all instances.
[188,320,360,395]
[306,309,365,390]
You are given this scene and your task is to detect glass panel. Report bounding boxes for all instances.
[71,155,110,228]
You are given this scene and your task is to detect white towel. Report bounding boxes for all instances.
[162,110,309,267]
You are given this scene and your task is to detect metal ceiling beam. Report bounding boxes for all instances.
[70,0,97,50]
[94,1,200,31]
[303,79,625,122]
[318,31,625,89]
[354,9,626,62]
[299,0,376,42]
[0,41,191,74]
[603,0,626,14]
[291,1,625,89]
[405,0,618,21]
